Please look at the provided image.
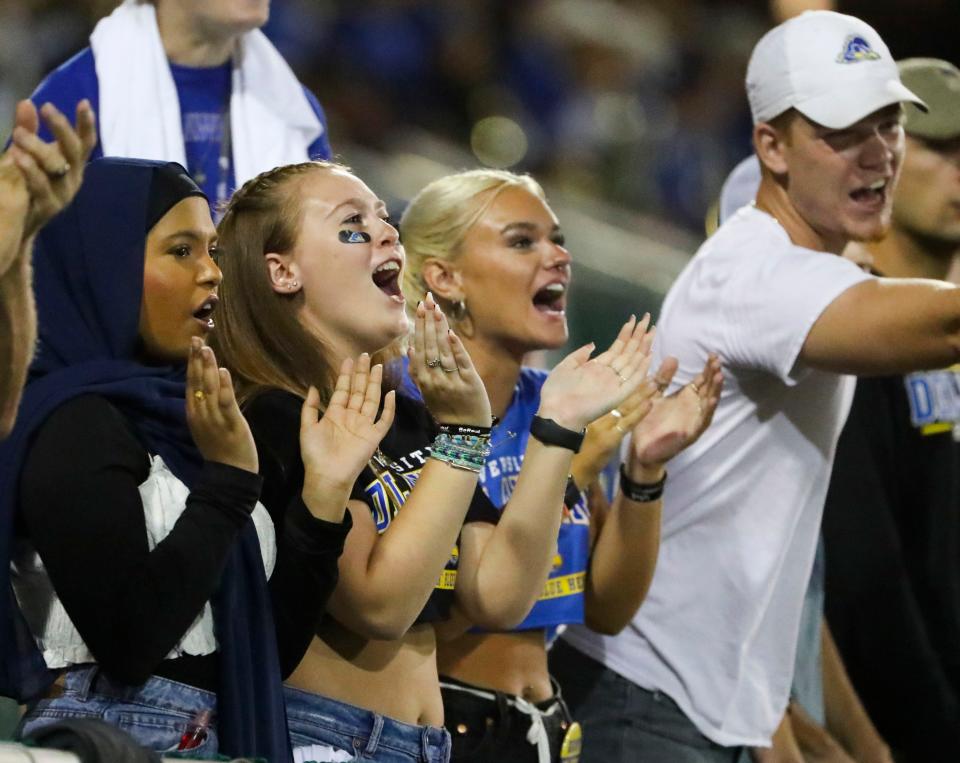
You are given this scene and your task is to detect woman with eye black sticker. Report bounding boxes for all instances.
[211,159,651,763]
[399,169,723,763]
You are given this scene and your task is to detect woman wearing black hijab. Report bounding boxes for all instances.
[0,157,340,761]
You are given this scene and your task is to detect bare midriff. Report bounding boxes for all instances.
[436,629,553,702]
[286,620,444,726]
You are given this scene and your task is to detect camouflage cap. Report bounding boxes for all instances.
[899,58,960,140]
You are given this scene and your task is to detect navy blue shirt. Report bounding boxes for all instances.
[169,61,233,206]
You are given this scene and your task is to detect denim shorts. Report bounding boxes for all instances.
[17,665,218,758]
[284,685,451,763]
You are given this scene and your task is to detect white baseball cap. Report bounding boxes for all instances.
[746,10,926,129]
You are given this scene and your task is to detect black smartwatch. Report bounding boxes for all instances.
[530,415,585,452]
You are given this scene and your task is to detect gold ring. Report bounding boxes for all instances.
[426,358,442,368]
[49,163,70,178]
[193,389,206,401]
[441,366,457,373]
[615,424,626,434]
[690,381,701,393]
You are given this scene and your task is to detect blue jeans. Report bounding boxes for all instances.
[18,666,218,758]
[549,640,748,763]
[285,685,451,763]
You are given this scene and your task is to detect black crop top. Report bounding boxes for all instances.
[347,390,500,623]
[247,388,499,630]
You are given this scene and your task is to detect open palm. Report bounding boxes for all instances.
[539,314,655,431]
[631,354,723,466]
[300,354,395,485]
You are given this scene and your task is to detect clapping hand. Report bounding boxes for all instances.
[538,314,655,432]
[299,354,396,499]
[186,338,259,474]
[408,291,491,427]
[628,354,723,468]
[7,99,97,239]
[571,379,659,489]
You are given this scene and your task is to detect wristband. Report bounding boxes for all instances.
[437,422,492,437]
[530,415,585,453]
[564,476,583,510]
[619,463,666,503]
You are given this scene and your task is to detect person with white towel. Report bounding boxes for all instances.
[26,0,331,213]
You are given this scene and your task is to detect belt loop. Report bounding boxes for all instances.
[363,713,384,756]
[552,679,575,727]
[420,725,431,762]
[493,692,512,744]
[73,665,99,702]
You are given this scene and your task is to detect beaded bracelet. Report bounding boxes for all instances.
[619,463,667,503]
[429,431,492,473]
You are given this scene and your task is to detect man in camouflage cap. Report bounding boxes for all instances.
[822,57,960,762]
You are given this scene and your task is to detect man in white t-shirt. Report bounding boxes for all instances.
[548,10,959,762]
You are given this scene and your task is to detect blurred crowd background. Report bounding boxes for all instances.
[1,0,957,347]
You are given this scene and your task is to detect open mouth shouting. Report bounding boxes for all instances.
[192,294,219,331]
[849,178,889,209]
[372,258,404,303]
[532,281,567,316]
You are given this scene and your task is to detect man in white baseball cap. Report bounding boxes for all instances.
[747,11,924,131]
[548,10,960,762]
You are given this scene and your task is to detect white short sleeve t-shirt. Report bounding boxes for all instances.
[562,205,874,747]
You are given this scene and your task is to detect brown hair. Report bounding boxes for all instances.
[212,161,344,407]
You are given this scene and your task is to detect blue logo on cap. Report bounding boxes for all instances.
[837,35,881,64]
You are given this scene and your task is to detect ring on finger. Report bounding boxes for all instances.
[441,365,457,373]
[615,423,626,434]
[48,162,71,178]
[690,381,701,393]
[426,357,442,368]
[610,409,623,419]
[194,389,206,402]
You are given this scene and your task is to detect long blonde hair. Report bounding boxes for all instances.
[399,169,545,314]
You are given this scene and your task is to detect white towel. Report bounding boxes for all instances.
[89,0,323,186]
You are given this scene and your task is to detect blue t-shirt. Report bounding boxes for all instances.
[400,363,614,631]
[168,61,233,208]
[480,368,592,631]
[28,47,332,212]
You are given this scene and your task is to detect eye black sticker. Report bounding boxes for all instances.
[339,230,371,244]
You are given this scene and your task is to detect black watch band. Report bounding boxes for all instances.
[530,415,585,453]
[564,476,583,509]
[619,463,667,503]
